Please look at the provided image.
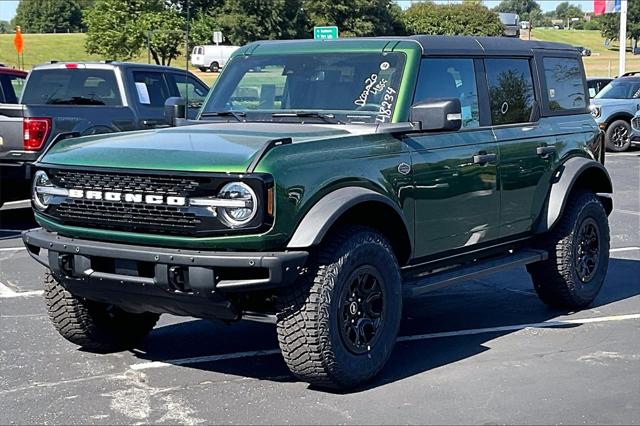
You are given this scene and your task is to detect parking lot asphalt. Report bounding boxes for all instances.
[1,151,639,425]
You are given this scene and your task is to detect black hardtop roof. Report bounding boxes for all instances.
[409,35,575,56]
[250,35,576,57]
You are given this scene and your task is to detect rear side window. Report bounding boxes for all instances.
[414,58,480,128]
[0,74,26,103]
[543,57,586,111]
[133,71,170,107]
[21,69,121,106]
[485,58,535,125]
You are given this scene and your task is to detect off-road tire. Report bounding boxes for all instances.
[209,61,220,72]
[276,226,402,389]
[527,190,609,309]
[605,119,631,152]
[44,273,159,351]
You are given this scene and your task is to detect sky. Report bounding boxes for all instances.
[0,0,595,22]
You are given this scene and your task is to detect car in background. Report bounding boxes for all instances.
[0,67,27,104]
[589,74,640,151]
[0,61,209,207]
[576,46,592,56]
[191,45,239,72]
[498,12,520,37]
[587,77,612,98]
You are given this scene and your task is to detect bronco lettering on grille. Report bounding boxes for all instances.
[68,189,186,206]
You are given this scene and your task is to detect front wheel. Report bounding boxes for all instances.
[44,273,159,351]
[527,191,609,309]
[605,120,631,152]
[277,226,402,389]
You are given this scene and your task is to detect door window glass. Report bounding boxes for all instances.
[485,59,535,125]
[543,57,586,111]
[132,71,170,107]
[167,74,209,108]
[413,58,480,128]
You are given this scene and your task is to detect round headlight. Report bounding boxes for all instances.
[32,170,52,211]
[217,182,257,227]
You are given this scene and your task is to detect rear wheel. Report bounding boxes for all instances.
[209,61,220,72]
[527,191,609,309]
[44,273,159,351]
[277,226,402,389]
[605,120,631,152]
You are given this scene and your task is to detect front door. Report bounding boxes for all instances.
[407,58,500,258]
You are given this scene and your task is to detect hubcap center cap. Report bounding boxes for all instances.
[349,302,358,316]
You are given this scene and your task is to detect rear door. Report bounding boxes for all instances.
[407,57,500,258]
[128,69,172,128]
[487,57,554,238]
[166,73,209,119]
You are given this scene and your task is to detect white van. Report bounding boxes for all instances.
[191,45,239,72]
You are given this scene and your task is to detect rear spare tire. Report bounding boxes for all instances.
[277,226,402,389]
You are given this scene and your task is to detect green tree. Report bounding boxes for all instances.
[14,0,84,33]
[554,2,583,22]
[189,13,223,46]
[600,0,640,43]
[215,0,308,45]
[303,0,404,38]
[85,0,186,65]
[142,10,186,65]
[0,20,10,34]
[404,2,503,37]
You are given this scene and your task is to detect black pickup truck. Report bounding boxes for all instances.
[0,62,208,206]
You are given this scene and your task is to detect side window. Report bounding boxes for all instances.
[413,58,480,128]
[132,71,170,107]
[542,57,586,111]
[167,74,209,108]
[11,76,25,101]
[485,58,535,125]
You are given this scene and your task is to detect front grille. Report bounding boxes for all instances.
[632,116,640,131]
[57,199,201,231]
[42,168,270,237]
[52,170,205,196]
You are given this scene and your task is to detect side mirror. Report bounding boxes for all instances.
[164,97,186,127]
[410,98,462,132]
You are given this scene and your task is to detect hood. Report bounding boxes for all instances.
[590,98,634,109]
[40,122,366,173]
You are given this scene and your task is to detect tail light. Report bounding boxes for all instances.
[23,118,52,151]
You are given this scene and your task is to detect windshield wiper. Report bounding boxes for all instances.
[200,111,246,122]
[271,111,341,124]
[47,96,105,106]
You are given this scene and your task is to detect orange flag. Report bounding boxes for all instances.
[14,26,24,55]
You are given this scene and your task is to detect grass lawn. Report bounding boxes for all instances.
[530,28,640,77]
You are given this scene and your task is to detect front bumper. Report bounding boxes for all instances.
[23,228,308,320]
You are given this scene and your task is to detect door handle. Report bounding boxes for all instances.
[536,146,557,156]
[473,153,497,164]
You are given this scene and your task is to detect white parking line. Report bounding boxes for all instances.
[614,209,640,216]
[0,282,43,298]
[129,313,640,371]
[0,247,26,252]
[610,247,640,253]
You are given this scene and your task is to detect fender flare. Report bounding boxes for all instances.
[536,157,613,233]
[287,186,411,251]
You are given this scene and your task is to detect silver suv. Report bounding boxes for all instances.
[590,74,640,152]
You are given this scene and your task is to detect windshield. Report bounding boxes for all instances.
[202,52,406,123]
[21,69,122,106]
[594,79,640,100]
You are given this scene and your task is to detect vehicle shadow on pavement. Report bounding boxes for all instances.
[133,257,640,392]
[0,207,36,240]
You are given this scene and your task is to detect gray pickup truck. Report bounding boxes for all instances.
[0,62,208,206]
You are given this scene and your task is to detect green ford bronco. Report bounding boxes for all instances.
[23,36,612,389]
